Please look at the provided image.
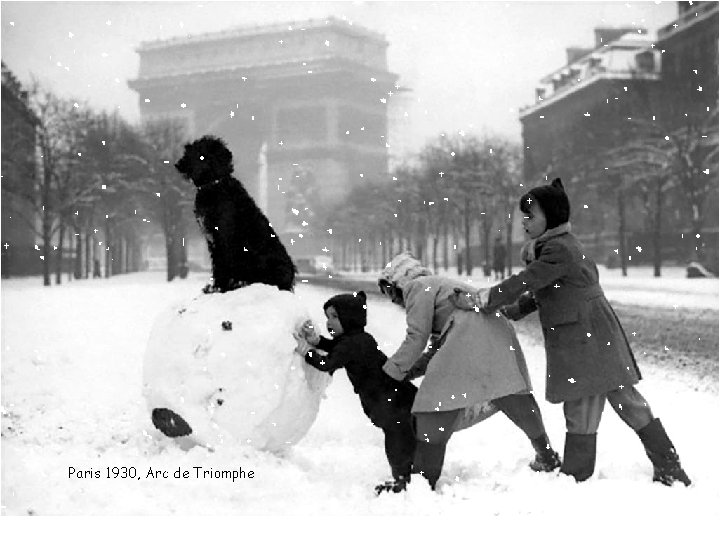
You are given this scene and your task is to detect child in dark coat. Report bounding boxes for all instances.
[298,291,417,495]
[452,178,691,487]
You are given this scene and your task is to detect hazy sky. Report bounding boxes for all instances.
[1,0,679,156]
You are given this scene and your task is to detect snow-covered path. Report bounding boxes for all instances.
[340,265,720,310]
[1,272,717,534]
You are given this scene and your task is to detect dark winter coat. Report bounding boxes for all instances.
[484,231,641,403]
[304,294,416,429]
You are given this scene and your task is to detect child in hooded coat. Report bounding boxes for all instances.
[298,291,418,494]
[452,178,691,487]
[377,252,560,491]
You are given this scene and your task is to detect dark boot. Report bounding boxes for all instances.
[374,474,410,496]
[560,433,597,482]
[637,418,691,487]
[412,441,446,490]
[530,433,561,472]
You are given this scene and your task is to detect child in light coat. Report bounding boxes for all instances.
[378,252,559,490]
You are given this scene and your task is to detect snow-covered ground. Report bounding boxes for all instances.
[1,271,718,536]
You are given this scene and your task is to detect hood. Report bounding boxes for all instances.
[378,251,432,290]
[323,291,367,333]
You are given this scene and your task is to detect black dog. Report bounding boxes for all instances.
[175,135,296,293]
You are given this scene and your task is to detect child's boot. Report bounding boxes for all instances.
[374,474,410,495]
[636,418,691,487]
[560,433,597,482]
[529,433,561,472]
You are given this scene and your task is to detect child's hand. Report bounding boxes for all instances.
[294,335,313,357]
[299,319,320,346]
[449,288,489,311]
[499,304,522,321]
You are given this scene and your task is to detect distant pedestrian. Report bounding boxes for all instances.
[452,178,691,486]
[493,236,507,279]
[93,259,101,278]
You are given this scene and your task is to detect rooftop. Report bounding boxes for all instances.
[520,28,660,118]
[657,1,718,41]
[136,16,388,52]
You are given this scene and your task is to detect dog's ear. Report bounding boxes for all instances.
[203,136,234,177]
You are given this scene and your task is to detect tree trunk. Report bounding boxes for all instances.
[442,219,449,272]
[104,222,112,279]
[617,179,628,277]
[118,237,126,275]
[453,218,462,275]
[74,228,83,279]
[652,179,664,277]
[479,213,492,276]
[506,209,514,275]
[484,218,492,275]
[85,224,91,279]
[42,208,52,287]
[431,226,439,274]
[55,223,64,285]
[40,146,52,287]
[66,227,73,282]
[125,235,132,274]
[166,232,176,282]
[463,199,472,276]
[690,203,703,263]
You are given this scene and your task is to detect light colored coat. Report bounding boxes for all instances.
[383,273,533,430]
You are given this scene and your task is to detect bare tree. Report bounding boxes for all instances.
[2,82,91,285]
[116,117,192,281]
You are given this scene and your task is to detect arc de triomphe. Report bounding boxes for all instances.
[128,17,399,258]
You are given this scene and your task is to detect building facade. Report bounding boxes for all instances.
[519,2,718,267]
[128,17,399,258]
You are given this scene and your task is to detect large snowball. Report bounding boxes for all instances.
[142,284,331,451]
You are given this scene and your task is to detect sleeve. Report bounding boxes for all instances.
[383,281,435,381]
[485,240,570,311]
[304,340,348,374]
[314,336,336,353]
[403,334,441,380]
[501,291,538,320]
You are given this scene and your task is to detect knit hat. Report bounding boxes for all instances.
[378,251,432,291]
[323,291,367,332]
[519,178,571,230]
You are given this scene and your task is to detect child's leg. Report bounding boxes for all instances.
[413,410,460,489]
[605,385,654,430]
[561,395,605,481]
[607,386,690,486]
[382,417,416,480]
[493,392,546,439]
[492,392,560,471]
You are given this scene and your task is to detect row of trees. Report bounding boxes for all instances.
[1,80,194,286]
[308,133,525,275]
[293,74,717,278]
